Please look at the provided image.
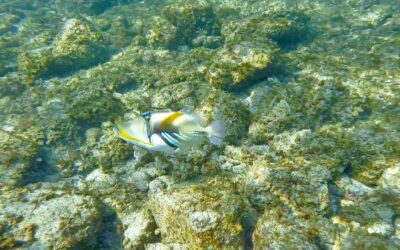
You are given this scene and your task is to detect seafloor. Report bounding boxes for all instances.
[0,0,399,249]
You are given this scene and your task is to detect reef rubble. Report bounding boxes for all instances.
[0,0,399,249]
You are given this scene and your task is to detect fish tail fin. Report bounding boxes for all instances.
[206,120,225,146]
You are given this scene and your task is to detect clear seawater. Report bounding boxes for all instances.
[0,0,399,249]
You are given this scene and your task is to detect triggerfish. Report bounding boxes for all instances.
[114,111,225,153]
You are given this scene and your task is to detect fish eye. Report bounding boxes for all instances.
[141,112,151,120]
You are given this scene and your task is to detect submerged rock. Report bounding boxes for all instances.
[146,16,177,49]
[80,122,132,173]
[222,10,310,47]
[148,179,245,249]
[145,243,189,250]
[55,0,131,15]
[205,41,278,89]
[27,195,100,249]
[196,90,250,144]
[1,0,399,249]
[253,206,332,249]
[328,176,399,248]
[162,1,221,48]
[379,163,400,197]
[19,18,107,82]
[0,116,44,187]
[335,176,396,235]
[51,19,106,70]
[0,188,101,249]
[120,209,157,249]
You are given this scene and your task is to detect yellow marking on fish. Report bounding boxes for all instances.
[116,123,154,146]
[160,112,184,130]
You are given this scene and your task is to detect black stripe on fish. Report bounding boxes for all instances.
[172,132,186,141]
[190,130,207,136]
[165,132,181,146]
[160,132,179,149]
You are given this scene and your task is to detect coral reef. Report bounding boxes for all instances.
[148,178,245,249]
[162,0,221,48]
[18,18,107,83]
[0,186,101,249]
[0,115,44,187]
[252,205,335,249]
[205,41,278,89]
[0,0,399,249]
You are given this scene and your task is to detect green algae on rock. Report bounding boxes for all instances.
[120,209,157,249]
[146,16,178,49]
[54,0,132,15]
[51,19,107,69]
[80,122,132,173]
[148,179,245,249]
[19,18,107,83]
[0,0,399,249]
[162,1,221,48]
[205,41,278,89]
[252,205,335,249]
[196,90,250,144]
[0,186,101,249]
[0,116,44,187]
[145,243,189,250]
[221,10,310,47]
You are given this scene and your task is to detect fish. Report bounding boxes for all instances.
[114,111,225,153]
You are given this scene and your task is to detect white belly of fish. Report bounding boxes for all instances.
[149,133,176,153]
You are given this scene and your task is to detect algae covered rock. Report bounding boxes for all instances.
[0,188,101,249]
[19,18,107,81]
[51,18,107,71]
[248,90,307,144]
[325,175,400,249]
[222,10,310,47]
[335,229,400,250]
[253,207,326,249]
[162,0,221,48]
[145,243,189,250]
[247,153,331,214]
[380,163,400,198]
[205,41,278,89]
[80,122,132,173]
[196,90,250,144]
[150,80,206,111]
[334,176,396,236]
[146,16,177,49]
[0,13,21,75]
[0,116,44,187]
[120,209,157,249]
[27,194,101,249]
[0,13,20,34]
[55,0,131,15]
[148,179,245,249]
[2,0,400,249]
[84,167,159,248]
[395,218,400,243]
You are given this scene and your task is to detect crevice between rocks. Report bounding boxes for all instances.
[94,201,124,250]
[242,209,259,250]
